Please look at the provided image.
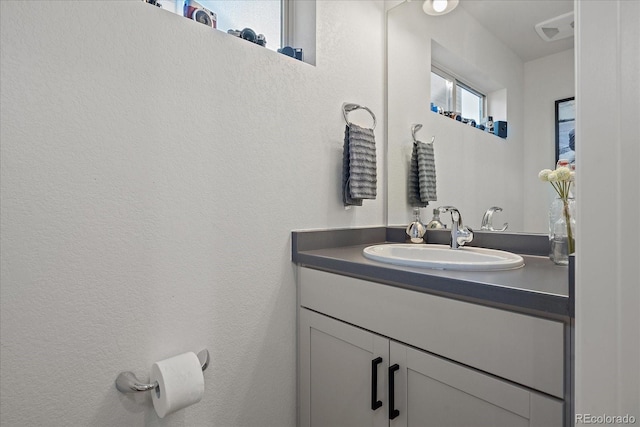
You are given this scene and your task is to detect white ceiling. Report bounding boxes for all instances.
[458,0,574,62]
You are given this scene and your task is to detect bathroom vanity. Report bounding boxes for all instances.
[292,228,572,427]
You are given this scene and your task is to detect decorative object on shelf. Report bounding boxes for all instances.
[429,108,506,136]
[493,121,508,138]
[426,208,446,229]
[143,0,162,8]
[539,165,575,265]
[406,208,427,243]
[277,46,304,61]
[228,28,266,47]
[549,198,575,265]
[483,116,494,133]
[184,0,217,28]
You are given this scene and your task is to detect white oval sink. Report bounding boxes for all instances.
[362,244,524,271]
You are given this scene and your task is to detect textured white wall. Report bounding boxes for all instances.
[523,49,575,232]
[0,1,385,425]
[575,0,640,419]
[387,1,525,231]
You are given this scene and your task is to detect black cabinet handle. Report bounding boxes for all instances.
[389,363,400,420]
[371,357,383,410]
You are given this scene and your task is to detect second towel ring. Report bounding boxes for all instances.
[411,124,423,143]
[343,103,377,130]
[411,124,434,144]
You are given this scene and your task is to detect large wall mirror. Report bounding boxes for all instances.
[386,0,574,233]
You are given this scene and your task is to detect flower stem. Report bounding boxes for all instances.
[563,199,575,254]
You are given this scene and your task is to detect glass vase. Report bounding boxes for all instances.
[549,197,576,265]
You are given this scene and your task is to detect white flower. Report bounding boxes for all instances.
[538,166,574,198]
[538,169,553,181]
[555,166,571,181]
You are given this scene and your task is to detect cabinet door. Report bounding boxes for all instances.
[389,341,564,427]
[299,308,389,427]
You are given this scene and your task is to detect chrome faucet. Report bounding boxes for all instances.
[438,206,474,249]
[480,206,509,232]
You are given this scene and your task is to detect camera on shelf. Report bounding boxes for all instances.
[277,46,304,61]
[183,0,217,28]
[481,116,494,132]
[227,28,267,47]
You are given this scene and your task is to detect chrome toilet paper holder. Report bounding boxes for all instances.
[115,349,209,394]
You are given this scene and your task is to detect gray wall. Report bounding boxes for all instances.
[0,1,386,425]
[523,49,575,232]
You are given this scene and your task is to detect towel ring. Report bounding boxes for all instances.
[343,103,377,130]
[411,124,434,144]
[411,124,423,143]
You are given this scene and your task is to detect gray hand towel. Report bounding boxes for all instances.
[408,140,437,206]
[417,140,437,202]
[342,123,377,206]
[409,142,428,207]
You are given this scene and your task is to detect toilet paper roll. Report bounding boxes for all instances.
[150,352,205,418]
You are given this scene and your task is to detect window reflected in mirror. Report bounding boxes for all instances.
[431,66,485,125]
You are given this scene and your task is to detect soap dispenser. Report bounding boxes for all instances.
[426,208,446,229]
[406,208,427,243]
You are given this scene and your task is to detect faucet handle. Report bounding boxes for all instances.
[481,206,508,231]
[456,226,474,247]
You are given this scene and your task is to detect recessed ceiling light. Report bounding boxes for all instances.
[432,0,447,13]
[423,0,459,16]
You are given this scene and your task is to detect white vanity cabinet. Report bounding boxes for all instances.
[298,267,565,427]
[299,308,389,427]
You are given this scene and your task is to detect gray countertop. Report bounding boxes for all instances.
[292,228,572,321]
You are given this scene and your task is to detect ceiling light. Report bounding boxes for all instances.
[423,0,459,16]
[433,0,447,12]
